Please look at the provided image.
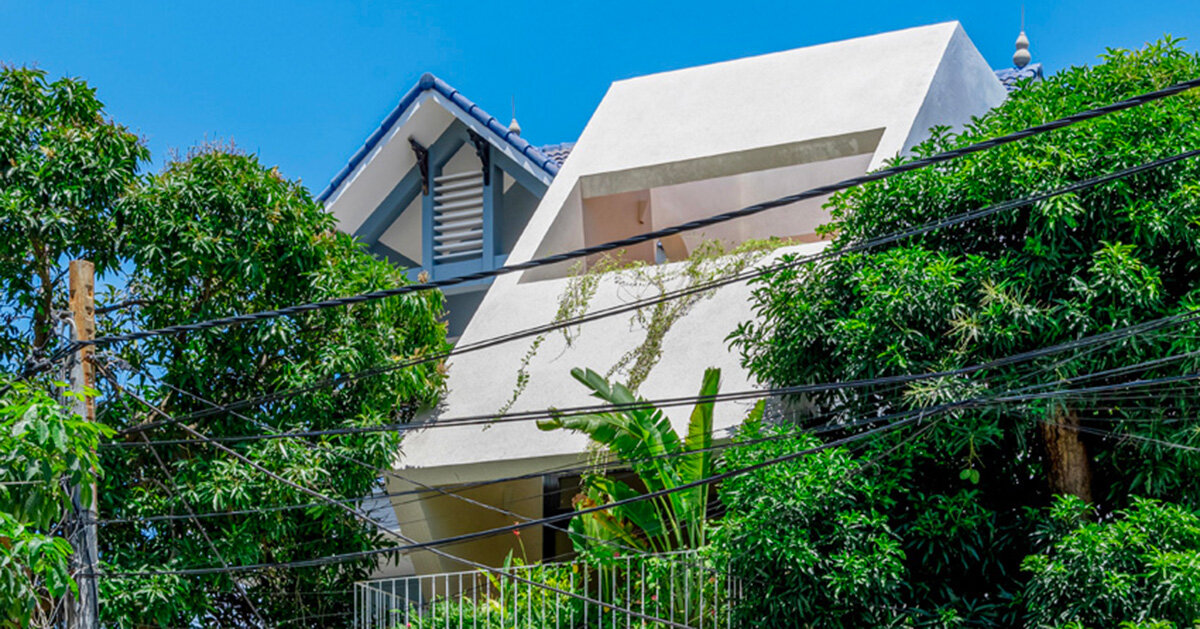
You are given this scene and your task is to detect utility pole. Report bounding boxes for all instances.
[66,260,98,629]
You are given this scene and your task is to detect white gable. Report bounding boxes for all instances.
[394,22,1007,480]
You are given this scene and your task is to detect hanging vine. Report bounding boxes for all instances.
[606,238,781,389]
[495,238,786,417]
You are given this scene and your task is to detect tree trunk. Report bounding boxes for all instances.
[31,240,53,352]
[1040,405,1093,502]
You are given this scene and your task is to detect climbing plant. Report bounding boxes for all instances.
[499,238,785,416]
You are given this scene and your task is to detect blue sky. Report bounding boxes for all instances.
[2,1,1197,196]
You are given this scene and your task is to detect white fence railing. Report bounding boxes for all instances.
[354,551,740,628]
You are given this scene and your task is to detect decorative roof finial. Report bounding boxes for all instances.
[1013,6,1031,69]
[508,96,521,136]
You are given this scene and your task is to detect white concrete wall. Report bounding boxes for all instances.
[384,22,1009,575]
[396,241,832,477]
[378,195,423,261]
[902,25,1009,152]
[398,20,1009,481]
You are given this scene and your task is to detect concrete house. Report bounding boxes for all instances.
[323,21,1022,579]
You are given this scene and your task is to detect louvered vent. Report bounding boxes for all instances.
[432,171,485,262]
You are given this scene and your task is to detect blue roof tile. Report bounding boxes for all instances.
[537,142,575,167]
[994,63,1044,92]
[318,73,561,203]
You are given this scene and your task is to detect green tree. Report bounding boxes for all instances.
[725,38,1200,624]
[712,413,907,628]
[0,67,146,367]
[538,367,719,557]
[0,66,449,627]
[96,147,448,627]
[1021,496,1200,628]
[0,381,110,628]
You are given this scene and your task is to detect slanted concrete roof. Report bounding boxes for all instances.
[395,22,1008,483]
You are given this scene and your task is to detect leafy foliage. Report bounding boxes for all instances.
[0,66,147,367]
[95,147,448,626]
[0,381,110,628]
[724,38,1200,624]
[712,413,907,627]
[1021,496,1200,628]
[538,367,719,556]
[0,66,449,627]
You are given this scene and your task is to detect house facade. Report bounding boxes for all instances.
[323,21,1027,578]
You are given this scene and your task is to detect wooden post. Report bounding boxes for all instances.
[66,260,98,629]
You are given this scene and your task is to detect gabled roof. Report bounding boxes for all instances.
[994,63,1044,92]
[317,73,561,202]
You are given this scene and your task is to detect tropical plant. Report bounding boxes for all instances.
[724,37,1200,624]
[537,367,719,557]
[0,66,147,370]
[0,381,110,628]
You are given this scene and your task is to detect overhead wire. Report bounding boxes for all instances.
[106,146,1200,439]
[95,314,1200,535]
[39,76,1200,377]
[94,372,697,629]
[94,363,1189,579]
[105,305,1200,448]
[128,366,721,576]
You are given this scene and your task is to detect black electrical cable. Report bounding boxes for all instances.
[45,76,1200,370]
[106,305,1200,447]
[97,409,928,577]
[132,365,720,575]
[95,374,697,629]
[97,364,1200,579]
[109,147,1200,437]
[1065,422,1200,453]
[121,391,269,625]
[94,313,1200,532]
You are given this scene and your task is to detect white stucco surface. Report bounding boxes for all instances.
[395,22,1007,483]
[324,93,452,233]
[506,21,1005,275]
[395,241,831,483]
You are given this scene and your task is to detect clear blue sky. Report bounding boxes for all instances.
[2,1,1197,196]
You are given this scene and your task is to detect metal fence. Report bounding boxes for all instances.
[354,551,740,628]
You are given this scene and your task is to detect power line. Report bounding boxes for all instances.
[108,147,1200,438]
[106,365,268,626]
[96,365,1200,579]
[94,373,698,629]
[97,410,925,577]
[131,365,718,575]
[95,311,1200,536]
[1066,422,1200,453]
[45,76,1200,369]
[105,306,1200,447]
